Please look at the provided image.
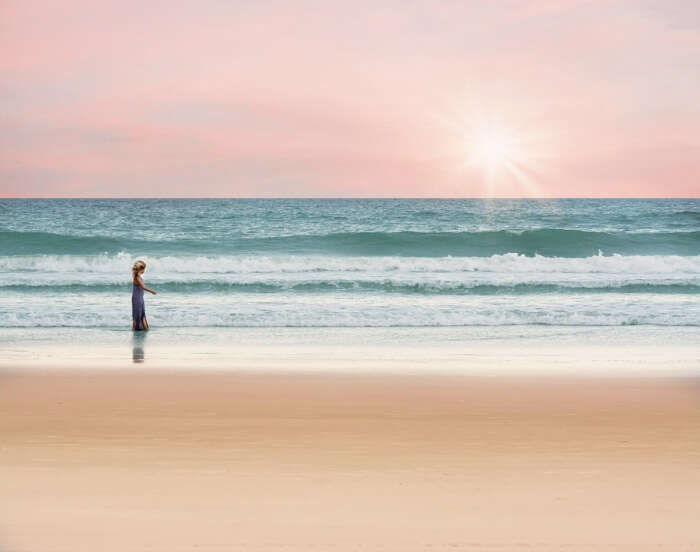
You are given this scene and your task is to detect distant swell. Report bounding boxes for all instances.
[2,229,699,257]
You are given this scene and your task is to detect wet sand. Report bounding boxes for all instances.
[1,369,699,551]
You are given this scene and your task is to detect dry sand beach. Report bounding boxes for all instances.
[2,344,699,552]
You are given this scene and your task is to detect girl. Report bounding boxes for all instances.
[132,260,156,331]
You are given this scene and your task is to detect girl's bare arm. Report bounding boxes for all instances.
[137,276,157,295]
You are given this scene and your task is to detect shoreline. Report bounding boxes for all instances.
[2,325,699,377]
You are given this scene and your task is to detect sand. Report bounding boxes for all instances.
[1,369,699,551]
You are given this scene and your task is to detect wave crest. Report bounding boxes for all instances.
[2,228,698,257]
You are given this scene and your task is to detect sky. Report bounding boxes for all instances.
[1,0,699,197]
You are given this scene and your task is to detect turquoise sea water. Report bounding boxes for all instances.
[0,198,698,328]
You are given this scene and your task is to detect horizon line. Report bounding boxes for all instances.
[1,196,698,200]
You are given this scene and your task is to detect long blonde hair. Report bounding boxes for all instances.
[132,260,146,281]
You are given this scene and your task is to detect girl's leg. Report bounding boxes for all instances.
[132,319,137,331]
[142,316,149,331]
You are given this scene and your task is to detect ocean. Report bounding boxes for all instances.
[0,198,698,330]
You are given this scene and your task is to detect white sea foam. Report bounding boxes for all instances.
[1,291,698,327]
[1,253,699,286]
[2,253,699,327]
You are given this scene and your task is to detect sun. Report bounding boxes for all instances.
[454,119,546,196]
[431,100,555,196]
[472,128,517,169]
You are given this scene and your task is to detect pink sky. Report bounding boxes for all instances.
[1,0,699,197]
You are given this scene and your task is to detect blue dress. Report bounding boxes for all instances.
[132,281,146,330]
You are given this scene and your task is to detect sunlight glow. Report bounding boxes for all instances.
[473,129,517,168]
[430,98,559,197]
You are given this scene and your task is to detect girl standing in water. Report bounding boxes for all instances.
[132,260,156,331]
